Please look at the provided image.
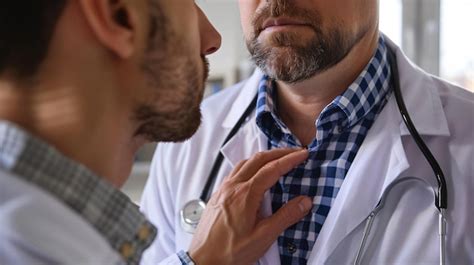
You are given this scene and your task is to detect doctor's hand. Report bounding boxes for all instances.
[188,148,312,265]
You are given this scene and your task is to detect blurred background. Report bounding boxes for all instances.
[123,0,474,203]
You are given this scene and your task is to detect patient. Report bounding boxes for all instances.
[0,1,310,264]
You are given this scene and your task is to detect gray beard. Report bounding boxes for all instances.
[248,28,365,84]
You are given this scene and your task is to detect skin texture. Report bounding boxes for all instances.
[0,0,221,186]
[134,3,214,143]
[239,0,380,146]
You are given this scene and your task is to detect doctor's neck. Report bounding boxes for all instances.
[275,29,379,146]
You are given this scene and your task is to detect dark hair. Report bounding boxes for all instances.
[0,1,67,79]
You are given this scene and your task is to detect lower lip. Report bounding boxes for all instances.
[262,24,311,33]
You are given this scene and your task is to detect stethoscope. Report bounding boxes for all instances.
[180,47,449,265]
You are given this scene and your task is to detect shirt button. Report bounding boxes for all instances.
[287,242,297,254]
[137,224,151,241]
[120,242,135,259]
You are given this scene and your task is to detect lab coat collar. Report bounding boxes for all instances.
[222,68,263,129]
[385,36,450,137]
[220,67,267,167]
[220,116,263,168]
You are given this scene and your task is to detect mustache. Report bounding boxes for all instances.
[202,55,210,83]
[252,1,322,36]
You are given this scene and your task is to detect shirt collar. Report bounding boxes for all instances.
[0,121,156,265]
[256,35,392,144]
[331,36,391,129]
[256,76,299,146]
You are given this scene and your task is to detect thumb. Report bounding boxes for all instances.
[254,196,312,243]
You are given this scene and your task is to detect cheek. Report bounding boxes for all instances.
[168,4,200,46]
[333,0,375,31]
[239,1,258,37]
[183,12,201,55]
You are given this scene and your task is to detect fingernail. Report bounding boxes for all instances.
[298,149,309,159]
[298,197,312,212]
[297,149,309,155]
[290,150,308,168]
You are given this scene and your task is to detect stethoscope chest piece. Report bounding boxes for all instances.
[180,199,206,234]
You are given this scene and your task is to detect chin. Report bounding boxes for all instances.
[165,111,202,142]
[113,154,136,188]
[135,109,202,143]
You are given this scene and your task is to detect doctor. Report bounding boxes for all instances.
[141,0,474,264]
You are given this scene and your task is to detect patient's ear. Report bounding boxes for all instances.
[78,0,143,59]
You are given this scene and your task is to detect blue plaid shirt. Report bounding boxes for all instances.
[255,36,392,264]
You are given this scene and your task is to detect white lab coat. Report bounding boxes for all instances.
[140,38,474,264]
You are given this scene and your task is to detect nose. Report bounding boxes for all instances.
[197,7,222,55]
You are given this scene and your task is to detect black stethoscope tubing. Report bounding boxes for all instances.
[387,48,448,210]
[199,46,448,212]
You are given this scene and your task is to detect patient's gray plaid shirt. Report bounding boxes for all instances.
[0,121,156,265]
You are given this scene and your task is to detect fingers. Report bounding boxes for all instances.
[228,159,247,176]
[250,149,308,195]
[231,148,302,182]
[254,196,312,243]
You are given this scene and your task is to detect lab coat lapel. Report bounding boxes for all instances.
[208,69,262,194]
[220,119,261,168]
[308,98,410,264]
[385,36,450,137]
[219,69,281,265]
[222,128,281,265]
[308,38,451,264]
[219,68,263,168]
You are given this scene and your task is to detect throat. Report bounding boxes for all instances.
[273,79,346,147]
[278,106,318,147]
